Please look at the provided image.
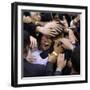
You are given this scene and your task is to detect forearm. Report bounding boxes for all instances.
[54,67,63,75]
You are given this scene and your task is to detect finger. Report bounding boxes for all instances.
[63,16,66,21]
[59,24,65,29]
[30,40,33,48]
[33,39,37,48]
[32,40,35,49]
[33,40,35,48]
[50,29,56,33]
[49,33,56,37]
[33,40,37,48]
[32,40,35,48]
[34,40,37,48]
[55,21,60,24]
[57,24,64,28]
[60,20,64,24]
[55,27,62,33]
[50,31,58,35]
[69,26,76,29]
[51,30,59,34]
[49,33,57,37]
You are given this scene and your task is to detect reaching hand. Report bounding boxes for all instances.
[60,16,69,28]
[57,54,67,71]
[70,15,80,28]
[60,38,74,50]
[68,29,76,44]
[36,21,63,37]
[48,53,57,63]
[44,21,59,29]
[54,40,64,54]
[29,36,37,49]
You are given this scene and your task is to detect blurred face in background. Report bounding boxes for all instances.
[30,12,41,21]
[40,35,53,51]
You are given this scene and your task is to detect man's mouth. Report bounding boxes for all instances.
[44,42,50,47]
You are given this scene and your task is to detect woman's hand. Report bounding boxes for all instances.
[44,21,59,29]
[36,21,62,37]
[60,16,69,28]
[29,36,37,49]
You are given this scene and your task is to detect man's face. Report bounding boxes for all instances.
[40,35,52,51]
[31,12,41,21]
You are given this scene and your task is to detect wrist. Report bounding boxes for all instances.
[56,67,63,72]
[52,51,58,57]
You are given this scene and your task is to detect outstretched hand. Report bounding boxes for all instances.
[59,38,74,50]
[37,21,63,37]
[29,36,37,49]
[57,54,67,71]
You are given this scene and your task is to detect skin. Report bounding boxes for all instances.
[40,35,53,51]
[29,36,37,49]
[56,54,67,71]
[30,12,41,21]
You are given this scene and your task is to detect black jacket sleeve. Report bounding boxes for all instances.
[23,59,46,77]
[45,62,54,76]
[54,71,62,75]
[45,62,63,76]
[24,23,37,37]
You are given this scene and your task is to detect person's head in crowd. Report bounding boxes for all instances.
[23,11,31,23]
[53,13,71,26]
[71,47,80,74]
[23,11,41,22]
[39,35,53,51]
[30,12,41,21]
[23,11,30,17]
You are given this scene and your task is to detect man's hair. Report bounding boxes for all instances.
[23,11,30,17]
[71,47,80,73]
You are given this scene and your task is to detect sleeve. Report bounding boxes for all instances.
[24,22,37,37]
[54,71,62,75]
[45,62,63,76]
[23,59,46,77]
[45,62,54,76]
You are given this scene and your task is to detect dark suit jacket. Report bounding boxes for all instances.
[23,59,62,77]
[24,23,37,38]
[23,59,46,77]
